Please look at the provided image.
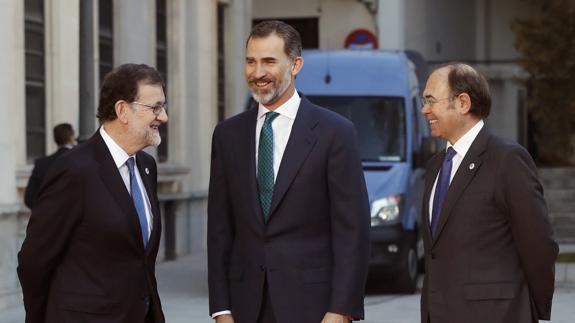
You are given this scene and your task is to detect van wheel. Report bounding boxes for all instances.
[394,239,418,293]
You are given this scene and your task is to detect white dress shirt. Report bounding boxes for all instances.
[211,91,301,319]
[428,120,484,222]
[255,90,301,179]
[100,126,153,238]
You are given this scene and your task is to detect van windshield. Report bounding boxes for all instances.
[308,96,406,162]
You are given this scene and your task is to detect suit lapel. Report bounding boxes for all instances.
[432,128,489,246]
[423,151,444,242]
[267,97,318,218]
[136,154,160,253]
[93,132,144,248]
[240,108,265,226]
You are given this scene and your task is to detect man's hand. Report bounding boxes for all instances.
[321,312,351,323]
[215,314,234,323]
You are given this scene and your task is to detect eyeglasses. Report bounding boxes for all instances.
[131,101,167,116]
[422,96,456,107]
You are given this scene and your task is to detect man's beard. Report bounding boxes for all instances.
[250,68,292,106]
[128,124,162,148]
[149,130,162,147]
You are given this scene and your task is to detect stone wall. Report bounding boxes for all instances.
[0,207,27,310]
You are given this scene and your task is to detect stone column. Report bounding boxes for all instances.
[377,0,406,50]
[475,0,490,62]
[45,0,80,152]
[113,0,156,66]
[79,0,100,141]
[0,0,25,204]
[114,0,156,157]
[0,0,26,310]
[224,0,252,118]
[167,0,218,252]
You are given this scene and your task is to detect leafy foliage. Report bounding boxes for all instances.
[511,0,575,165]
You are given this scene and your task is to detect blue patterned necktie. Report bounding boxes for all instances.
[126,157,149,247]
[258,111,279,222]
[431,147,457,238]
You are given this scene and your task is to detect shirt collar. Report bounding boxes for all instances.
[447,119,484,158]
[257,90,300,120]
[99,126,135,168]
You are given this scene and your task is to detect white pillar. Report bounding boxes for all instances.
[377,0,406,50]
[224,0,252,118]
[168,0,218,252]
[0,0,26,311]
[0,0,25,204]
[45,0,80,153]
[168,0,218,189]
[114,0,156,66]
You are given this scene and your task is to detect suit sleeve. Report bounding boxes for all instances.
[17,160,85,323]
[207,125,234,316]
[498,145,558,320]
[326,121,371,319]
[24,160,41,209]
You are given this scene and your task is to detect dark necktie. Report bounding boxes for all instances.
[258,112,279,222]
[431,147,457,238]
[126,157,149,247]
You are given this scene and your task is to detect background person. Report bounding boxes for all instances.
[24,123,76,209]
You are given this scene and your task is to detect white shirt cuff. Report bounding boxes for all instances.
[211,310,232,319]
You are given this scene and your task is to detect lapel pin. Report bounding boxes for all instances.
[469,163,475,170]
[145,168,150,175]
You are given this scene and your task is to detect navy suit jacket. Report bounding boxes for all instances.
[18,131,165,323]
[420,128,558,323]
[208,96,371,323]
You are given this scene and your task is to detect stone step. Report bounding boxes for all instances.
[550,213,575,226]
[553,226,575,244]
[539,167,575,189]
[539,167,575,178]
[546,200,575,213]
[538,168,575,243]
[544,189,575,202]
[557,237,575,244]
[542,180,575,190]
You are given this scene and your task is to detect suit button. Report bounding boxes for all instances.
[260,265,266,272]
[431,253,436,259]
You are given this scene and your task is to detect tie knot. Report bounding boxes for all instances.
[126,157,136,174]
[264,111,279,124]
[445,147,457,161]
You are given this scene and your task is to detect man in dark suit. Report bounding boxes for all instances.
[207,20,370,323]
[24,123,76,209]
[420,63,558,323]
[18,63,168,323]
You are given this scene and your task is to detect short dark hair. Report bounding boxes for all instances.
[53,123,74,146]
[97,63,165,123]
[443,63,492,118]
[247,20,302,61]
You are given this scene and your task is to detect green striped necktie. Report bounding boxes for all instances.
[258,111,279,222]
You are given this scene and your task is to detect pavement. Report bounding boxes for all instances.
[2,250,575,323]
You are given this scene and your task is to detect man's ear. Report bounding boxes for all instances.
[115,100,130,124]
[457,93,472,115]
[291,56,304,76]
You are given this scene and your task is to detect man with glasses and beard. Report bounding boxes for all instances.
[18,63,168,323]
[207,20,371,323]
